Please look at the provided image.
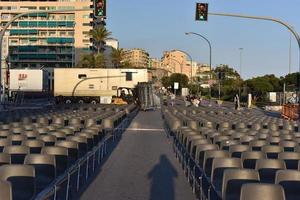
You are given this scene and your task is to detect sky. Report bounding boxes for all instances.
[105,0,300,79]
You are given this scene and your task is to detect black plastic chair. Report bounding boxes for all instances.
[41,146,68,176]
[22,140,44,154]
[255,159,286,183]
[0,180,12,200]
[222,169,260,200]
[278,152,300,170]
[3,146,29,164]
[275,169,300,200]
[241,151,266,169]
[24,154,56,194]
[56,140,79,165]
[0,164,35,200]
[229,145,250,158]
[240,183,285,200]
[262,145,283,159]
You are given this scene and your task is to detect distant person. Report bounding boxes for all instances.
[170,93,175,106]
[288,93,299,104]
[234,94,240,110]
[162,93,168,106]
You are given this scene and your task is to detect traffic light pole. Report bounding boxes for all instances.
[209,12,300,94]
[0,8,93,106]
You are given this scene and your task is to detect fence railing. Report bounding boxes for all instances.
[35,107,138,200]
[282,104,299,120]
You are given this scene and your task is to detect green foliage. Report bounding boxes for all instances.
[281,72,300,91]
[161,76,171,88]
[111,48,125,68]
[77,53,106,68]
[188,84,202,95]
[169,73,189,89]
[245,76,276,101]
[214,64,241,79]
[88,26,112,53]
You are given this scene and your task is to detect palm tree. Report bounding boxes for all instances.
[88,26,112,53]
[77,53,106,68]
[111,48,125,68]
[78,54,95,68]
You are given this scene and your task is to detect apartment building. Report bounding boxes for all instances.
[0,2,93,72]
[149,58,161,69]
[123,48,149,68]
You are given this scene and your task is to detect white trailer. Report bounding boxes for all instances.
[54,68,149,104]
[9,69,49,92]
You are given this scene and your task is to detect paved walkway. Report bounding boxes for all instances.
[80,110,195,200]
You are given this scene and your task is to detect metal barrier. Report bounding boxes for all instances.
[163,115,218,200]
[35,107,139,200]
[282,104,299,120]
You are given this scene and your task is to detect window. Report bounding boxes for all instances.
[126,72,132,81]
[78,74,87,79]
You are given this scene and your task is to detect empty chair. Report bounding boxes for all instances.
[203,150,230,178]
[3,146,29,164]
[194,144,219,167]
[220,140,240,151]
[0,164,35,200]
[188,138,210,156]
[59,128,74,136]
[278,152,300,170]
[255,159,286,183]
[23,131,39,140]
[222,169,260,200]
[67,136,88,158]
[240,183,285,200]
[267,137,281,145]
[24,154,56,193]
[22,140,44,154]
[0,153,10,166]
[0,139,11,152]
[213,135,230,147]
[241,151,266,169]
[250,140,268,151]
[41,146,68,176]
[211,157,242,195]
[56,140,78,165]
[240,136,255,145]
[0,130,10,139]
[36,127,50,135]
[8,135,27,146]
[39,135,56,146]
[0,180,12,200]
[50,131,66,141]
[279,141,297,152]
[229,145,250,158]
[280,134,294,141]
[275,170,300,200]
[262,145,283,159]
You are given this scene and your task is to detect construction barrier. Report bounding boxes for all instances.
[282,104,299,120]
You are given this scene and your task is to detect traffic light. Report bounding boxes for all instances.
[195,3,208,21]
[94,0,106,17]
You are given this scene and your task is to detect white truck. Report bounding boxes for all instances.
[9,69,49,92]
[54,68,149,104]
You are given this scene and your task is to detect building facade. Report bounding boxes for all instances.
[161,50,192,78]
[149,58,161,69]
[0,2,93,72]
[103,38,119,68]
[123,48,149,68]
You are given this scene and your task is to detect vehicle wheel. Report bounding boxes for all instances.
[65,99,72,104]
[78,100,84,104]
[91,100,97,104]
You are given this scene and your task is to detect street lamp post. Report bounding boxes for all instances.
[239,48,243,98]
[171,49,193,82]
[185,32,212,98]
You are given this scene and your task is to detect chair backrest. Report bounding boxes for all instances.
[0,164,35,200]
[278,152,300,170]
[0,180,12,200]
[275,169,300,200]
[240,136,255,145]
[3,145,30,164]
[220,140,240,151]
[211,157,242,193]
[222,169,259,200]
[262,145,283,159]
[240,183,285,200]
[50,131,66,140]
[0,153,10,166]
[229,145,250,158]
[279,141,297,152]
[41,146,68,176]
[8,135,27,145]
[56,140,78,164]
[203,150,230,178]
[241,151,266,169]
[256,159,286,183]
[195,144,219,167]
[38,135,56,146]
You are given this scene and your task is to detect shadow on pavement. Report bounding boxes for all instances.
[148,155,178,200]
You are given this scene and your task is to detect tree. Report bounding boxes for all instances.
[161,76,171,88]
[169,73,189,89]
[88,26,112,53]
[77,53,106,68]
[282,72,300,91]
[246,76,274,101]
[111,48,125,68]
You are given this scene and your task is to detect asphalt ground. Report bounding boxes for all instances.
[80,110,195,200]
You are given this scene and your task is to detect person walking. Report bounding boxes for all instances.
[234,94,240,110]
[170,93,176,106]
